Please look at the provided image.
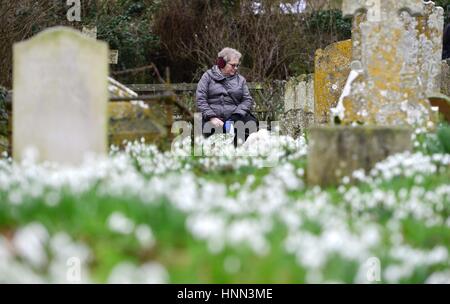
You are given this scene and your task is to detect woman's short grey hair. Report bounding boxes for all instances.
[218,47,242,62]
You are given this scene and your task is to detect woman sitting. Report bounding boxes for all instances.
[196,47,258,146]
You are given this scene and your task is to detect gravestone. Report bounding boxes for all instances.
[13,27,109,164]
[108,77,167,147]
[314,39,352,124]
[337,0,443,126]
[281,74,314,138]
[417,2,445,97]
[307,0,447,186]
[313,1,444,125]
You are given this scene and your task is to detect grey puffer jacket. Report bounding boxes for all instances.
[196,65,254,121]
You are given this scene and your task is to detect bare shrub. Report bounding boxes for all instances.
[154,0,351,82]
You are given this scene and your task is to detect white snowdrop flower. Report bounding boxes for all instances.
[425,271,450,284]
[361,226,380,247]
[13,222,49,269]
[0,260,46,283]
[8,190,23,205]
[305,269,324,283]
[300,244,326,269]
[50,233,90,262]
[312,186,321,195]
[186,214,225,241]
[342,176,350,185]
[398,188,408,200]
[137,262,170,284]
[224,256,241,274]
[206,237,225,254]
[47,233,92,284]
[322,230,344,251]
[427,246,448,264]
[279,209,302,231]
[229,182,241,192]
[29,183,44,199]
[45,191,61,207]
[338,185,346,194]
[108,262,169,284]
[135,225,155,249]
[250,236,270,256]
[0,236,12,261]
[107,212,135,235]
[21,146,40,166]
[384,265,413,283]
[226,219,269,255]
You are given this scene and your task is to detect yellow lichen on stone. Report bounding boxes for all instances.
[343,27,413,125]
[314,39,352,124]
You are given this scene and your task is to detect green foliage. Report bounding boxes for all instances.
[308,9,352,40]
[84,0,162,83]
[437,123,450,153]
[417,123,450,155]
[283,9,352,77]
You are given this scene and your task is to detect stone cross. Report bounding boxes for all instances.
[338,0,442,126]
[343,0,423,22]
[13,27,109,165]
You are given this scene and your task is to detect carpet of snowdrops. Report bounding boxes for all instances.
[0,128,449,284]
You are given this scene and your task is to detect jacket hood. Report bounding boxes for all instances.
[207,65,238,81]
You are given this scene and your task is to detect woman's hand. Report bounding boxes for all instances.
[209,117,224,128]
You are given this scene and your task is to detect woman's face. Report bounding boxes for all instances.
[221,57,240,76]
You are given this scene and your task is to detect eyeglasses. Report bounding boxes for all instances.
[227,63,240,69]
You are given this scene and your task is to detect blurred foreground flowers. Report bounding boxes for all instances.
[0,130,449,283]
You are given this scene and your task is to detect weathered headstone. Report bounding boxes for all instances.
[314,2,444,125]
[337,0,443,126]
[13,27,109,164]
[281,74,314,138]
[108,77,167,147]
[417,2,445,97]
[314,39,352,124]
